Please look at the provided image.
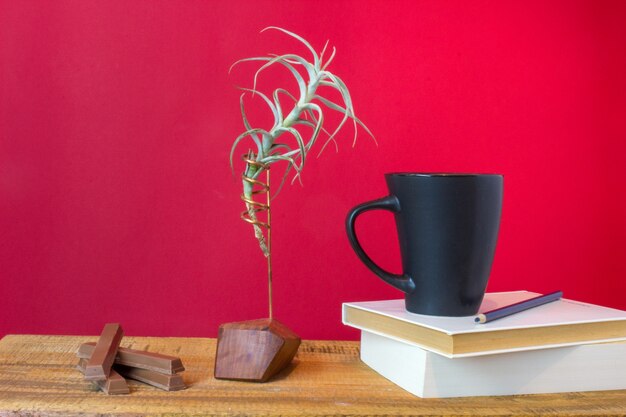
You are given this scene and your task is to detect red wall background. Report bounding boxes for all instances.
[1,0,625,340]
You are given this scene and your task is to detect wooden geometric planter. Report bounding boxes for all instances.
[214,318,301,382]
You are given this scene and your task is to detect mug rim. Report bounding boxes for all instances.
[386,172,503,177]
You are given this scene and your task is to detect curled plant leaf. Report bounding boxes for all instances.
[230,27,375,256]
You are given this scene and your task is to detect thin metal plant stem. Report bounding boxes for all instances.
[267,169,273,320]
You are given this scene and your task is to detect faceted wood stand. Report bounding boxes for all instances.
[214,318,301,382]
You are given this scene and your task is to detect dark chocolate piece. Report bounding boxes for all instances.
[77,358,129,395]
[77,342,185,374]
[115,364,186,391]
[84,323,124,381]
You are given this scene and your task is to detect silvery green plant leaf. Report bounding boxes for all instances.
[230,27,375,256]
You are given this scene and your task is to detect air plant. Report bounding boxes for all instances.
[230,27,375,257]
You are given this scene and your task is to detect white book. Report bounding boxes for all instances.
[343,291,626,357]
[360,330,626,398]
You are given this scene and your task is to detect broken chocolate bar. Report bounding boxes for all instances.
[115,364,186,391]
[77,358,129,395]
[77,342,185,374]
[84,323,124,381]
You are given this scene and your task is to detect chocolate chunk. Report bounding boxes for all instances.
[84,323,124,381]
[77,358,129,395]
[77,342,184,374]
[115,364,186,391]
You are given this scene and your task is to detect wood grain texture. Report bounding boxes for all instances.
[1,334,625,416]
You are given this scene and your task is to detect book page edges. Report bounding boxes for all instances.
[347,322,626,358]
[343,303,626,357]
[343,298,626,335]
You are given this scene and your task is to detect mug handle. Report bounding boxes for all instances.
[345,195,416,294]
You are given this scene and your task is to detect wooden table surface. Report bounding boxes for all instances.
[1,335,625,416]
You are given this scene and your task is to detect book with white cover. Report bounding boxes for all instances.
[360,330,626,398]
[343,291,626,357]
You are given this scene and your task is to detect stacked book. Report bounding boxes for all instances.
[342,291,626,398]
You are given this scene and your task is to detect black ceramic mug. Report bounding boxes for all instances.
[346,173,503,316]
